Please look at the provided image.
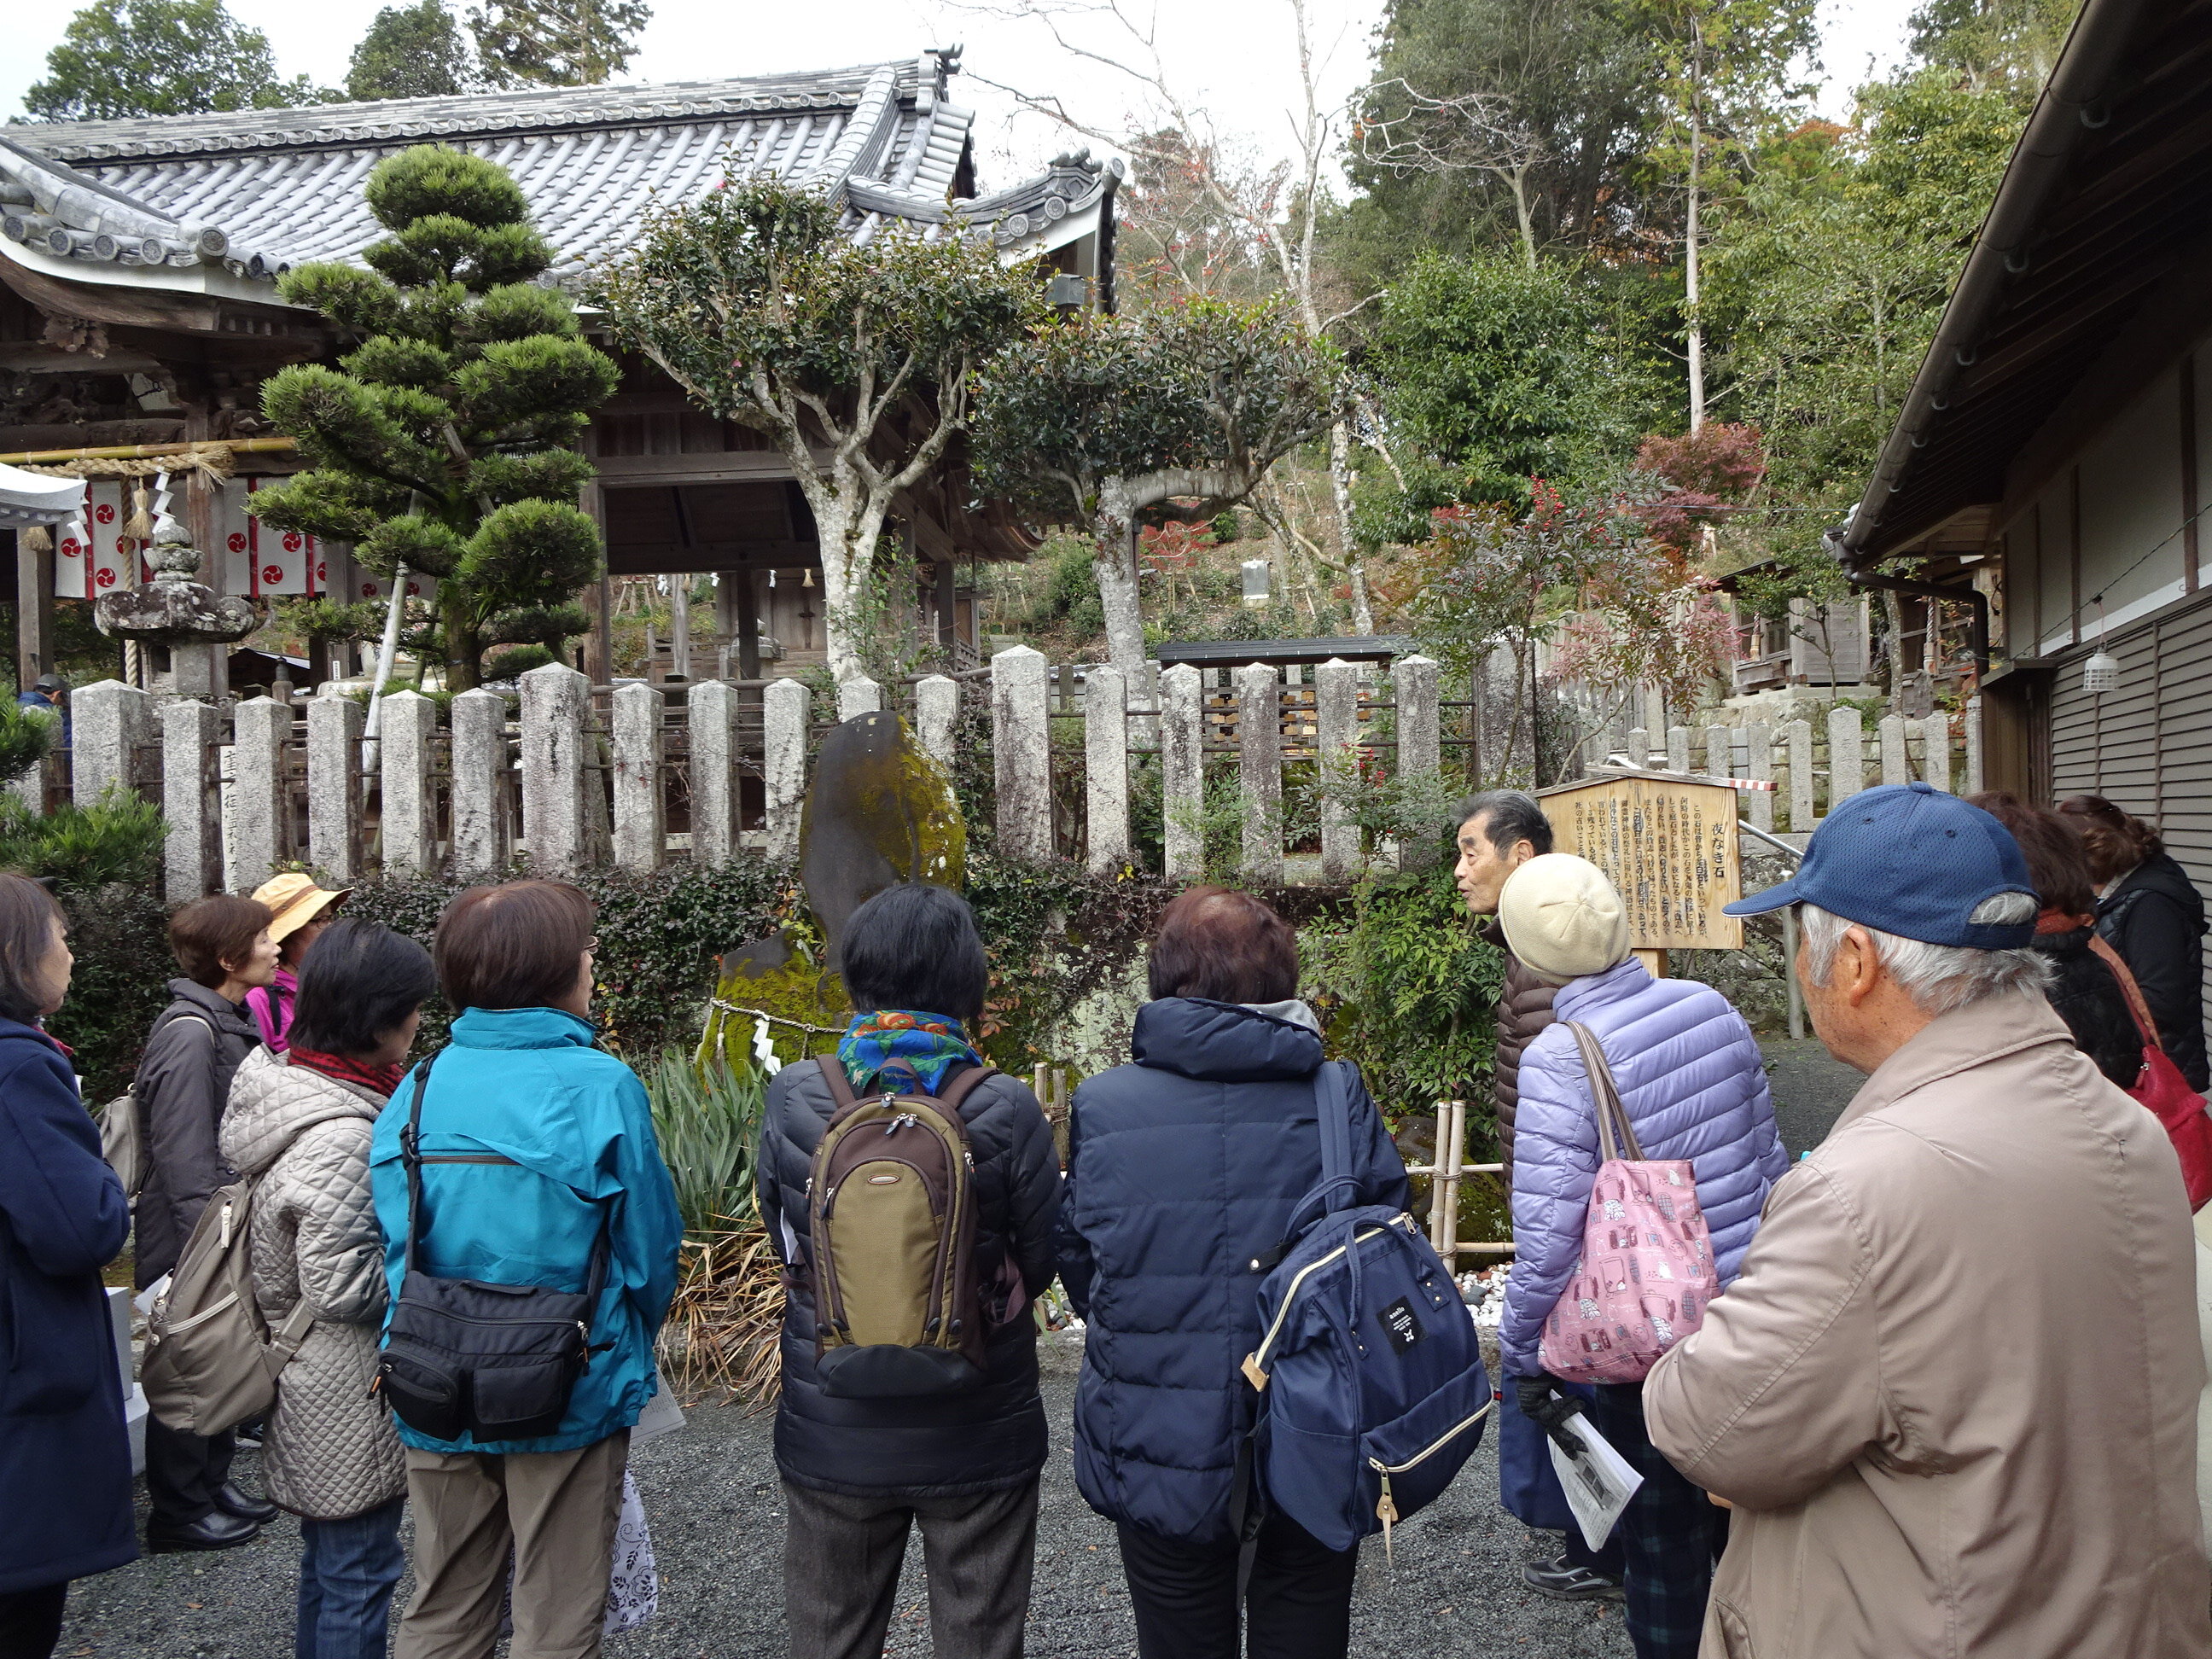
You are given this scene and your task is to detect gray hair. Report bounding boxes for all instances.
[1798,896,2048,1016]
[1456,789,1553,856]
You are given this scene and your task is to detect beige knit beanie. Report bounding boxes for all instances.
[1496,853,1632,985]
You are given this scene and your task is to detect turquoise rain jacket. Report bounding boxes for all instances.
[370,1006,683,1455]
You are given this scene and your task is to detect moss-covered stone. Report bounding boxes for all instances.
[798,709,966,962]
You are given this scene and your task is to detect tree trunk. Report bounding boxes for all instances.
[442,585,481,692]
[1685,79,1705,434]
[803,486,881,685]
[1328,422,1374,634]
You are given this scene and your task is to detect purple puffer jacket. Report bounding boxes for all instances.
[1500,958,1787,1376]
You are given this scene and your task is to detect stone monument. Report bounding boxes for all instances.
[92,520,259,698]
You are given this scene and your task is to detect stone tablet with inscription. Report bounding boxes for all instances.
[1536,776,1744,952]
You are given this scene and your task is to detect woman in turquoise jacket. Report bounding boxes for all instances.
[369,880,681,1659]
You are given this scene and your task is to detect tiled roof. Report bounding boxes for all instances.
[0,51,1115,290]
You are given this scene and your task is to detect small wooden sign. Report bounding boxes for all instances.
[1537,774,1744,952]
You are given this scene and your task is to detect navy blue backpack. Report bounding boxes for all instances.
[1242,1062,1493,1554]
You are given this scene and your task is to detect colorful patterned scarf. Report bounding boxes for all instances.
[837,1010,981,1097]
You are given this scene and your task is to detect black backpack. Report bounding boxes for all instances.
[375,1050,609,1442]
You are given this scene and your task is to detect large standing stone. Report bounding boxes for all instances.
[1316,657,1360,880]
[1236,662,1282,885]
[162,699,220,899]
[521,662,589,876]
[381,690,438,878]
[763,676,811,862]
[992,646,1052,863]
[1085,664,1129,875]
[798,710,964,966]
[449,690,509,880]
[688,679,738,868]
[306,694,364,882]
[1161,662,1204,881]
[611,682,665,872]
[227,696,291,892]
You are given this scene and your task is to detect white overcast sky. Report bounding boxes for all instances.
[0,0,1923,180]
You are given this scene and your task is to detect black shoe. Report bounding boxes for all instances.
[1522,1554,1626,1603]
[148,1511,261,1553]
[213,1483,280,1523]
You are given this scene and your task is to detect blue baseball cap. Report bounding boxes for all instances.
[1726,782,2038,949]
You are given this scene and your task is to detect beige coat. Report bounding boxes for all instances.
[219,1048,405,1521]
[1644,990,2210,1658]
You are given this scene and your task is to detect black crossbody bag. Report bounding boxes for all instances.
[376,1050,610,1442]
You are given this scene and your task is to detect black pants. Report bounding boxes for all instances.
[782,1477,1039,1659]
[1115,1512,1359,1659]
[144,1418,236,1529]
[0,1583,67,1659]
[1588,1383,1728,1659]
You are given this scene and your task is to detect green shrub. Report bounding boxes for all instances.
[0,785,166,890]
[643,1050,765,1238]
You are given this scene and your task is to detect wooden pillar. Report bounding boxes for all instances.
[736,567,761,680]
[15,530,53,690]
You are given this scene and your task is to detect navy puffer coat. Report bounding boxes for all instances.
[758,1057,1061,1499]
[1057,999,1409,1545]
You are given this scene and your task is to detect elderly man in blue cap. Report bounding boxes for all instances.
[1643,783,2209,1658]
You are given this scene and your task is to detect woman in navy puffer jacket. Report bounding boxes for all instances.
[1059,887,1407,1659]
[1501,856,1785,1659]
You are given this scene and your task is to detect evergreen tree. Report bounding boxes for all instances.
[250,145,620,690]
[466,0,649,89]
[26,0,335,120]
[346,0,479,102]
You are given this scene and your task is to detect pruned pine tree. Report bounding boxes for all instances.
[594,174,1041,684]
[251,145,618,690]
[970,299,1341,685]
[466,0,649,88]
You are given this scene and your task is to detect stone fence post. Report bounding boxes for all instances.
[992,646,1052,862]
[71,679,152,808]
[226,696,290,892]
[1828,705,1866,808]
[610,682,664,873]
[914,675,959,773]
[1745,722,1774,832]
[1085,664,1129,875]
[1236,662,1281,885]
[1161,662,1204,882]
[162,700,220,899]
[763,678,810,861]
[687,680,738,868]
[1316,657,1359,880]
[381,690,438,879]
[1878,715,1909,787]
[449,689,509,880]
[306,694,364,882]
[1394,654,1440,869]
[1786,719,1814,831]
[836,677,882,722]
[520,663,588,877]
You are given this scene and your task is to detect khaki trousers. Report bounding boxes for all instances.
[394,1431,628,1659]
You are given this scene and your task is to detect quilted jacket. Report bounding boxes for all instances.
[758,1057,1061,1499]
[1057,998,1409,1545]
[221,1047,404,1520]
[1501,958,1787,1377]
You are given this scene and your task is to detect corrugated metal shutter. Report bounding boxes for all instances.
[2048,591,2212,1031]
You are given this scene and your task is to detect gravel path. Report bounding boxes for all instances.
[58,1334,1632,1659]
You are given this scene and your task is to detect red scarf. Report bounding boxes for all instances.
[289,1047,406,1098]
[2036,906,2097,936]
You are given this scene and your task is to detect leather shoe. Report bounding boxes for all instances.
[1522,1554,1626,1603]
[148,1510,260,1553]
[214,1482,279,1523]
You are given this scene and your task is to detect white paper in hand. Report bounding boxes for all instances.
[1548,1415,1644,1551]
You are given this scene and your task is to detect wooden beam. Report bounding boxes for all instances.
[605,538,818,575]
[594,451,819,483]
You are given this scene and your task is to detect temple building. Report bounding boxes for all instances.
[0,49,1120,690]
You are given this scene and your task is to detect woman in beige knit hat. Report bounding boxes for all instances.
[1496,853,1785,1659]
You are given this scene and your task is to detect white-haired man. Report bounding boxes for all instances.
[1644,782,2210,1656]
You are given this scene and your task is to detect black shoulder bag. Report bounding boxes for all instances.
[375,1050,610,1442]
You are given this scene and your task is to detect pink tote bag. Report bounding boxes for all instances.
[1537,1022,1716,1384]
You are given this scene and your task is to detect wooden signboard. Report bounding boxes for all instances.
[1537,774,1744,952]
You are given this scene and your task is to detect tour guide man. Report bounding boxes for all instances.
[1643,783,2210,1656]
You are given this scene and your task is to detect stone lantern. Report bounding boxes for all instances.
[93,519,260,699]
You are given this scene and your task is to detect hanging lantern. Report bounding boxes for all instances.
[2083,650,2121,693]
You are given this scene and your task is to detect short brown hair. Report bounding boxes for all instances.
[2057,794,2163,883]
[170,894,273,988]
[1966,792,2096,917]
[1149,886,1300,1004]
[0,874,63,1023]
[434,880,595,1011]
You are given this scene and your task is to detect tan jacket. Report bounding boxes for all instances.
[1644,991,2209,1659]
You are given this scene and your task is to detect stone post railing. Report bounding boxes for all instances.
[914,675,959,773]
[520,662,588,877]
[1160,662,1204,882]
[1316,657,1359,880]
[226,695,290,892]
[449,688,509,880]
[836,678,882,722]
[1394,654,1440,869]
[687,679,738,869]
[381,690,438,879]
[72,679,153,808]
[762,677,809,862]
[1828,704,1866,806]
[306,693,364,882]
[610,681,664,872]
[161,699,219,899]
[1085,663,1129,875]
[992,646,1052,862]
[1236,661,1282,884]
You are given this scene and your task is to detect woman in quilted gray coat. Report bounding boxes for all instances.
[221,920,436,1659]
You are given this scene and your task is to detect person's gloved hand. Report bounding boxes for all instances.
[1515,1374,1588,1454]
